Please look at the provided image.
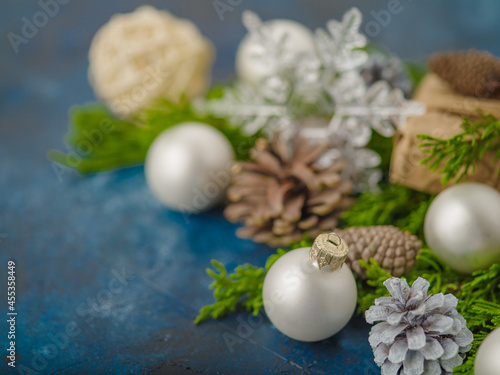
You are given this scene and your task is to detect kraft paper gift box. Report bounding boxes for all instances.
[390,73,500,195]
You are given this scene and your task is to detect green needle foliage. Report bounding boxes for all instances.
[49,97,261,174]
[418,113,500,185]
[404,61,428,91]
[49,104,163,174]
[195,241,312,324]
[194,260,266,324]
[194,248,287,324]
[340,184,434,239]
[367,131,394,174]
[356,258,392,313]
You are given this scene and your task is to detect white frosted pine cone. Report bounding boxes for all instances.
[88,6,214,117]
[365,277,473,375]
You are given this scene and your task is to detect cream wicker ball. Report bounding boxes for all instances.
[88,6,214,117]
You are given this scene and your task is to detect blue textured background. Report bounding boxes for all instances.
[1,1,499,374]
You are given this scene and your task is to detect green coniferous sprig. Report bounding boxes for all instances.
[194,241,313,324]
[194,248,288,324]
[193,260,267,324]
[49,94,262,174]
[418,113,500,185]
[340,185,433,239]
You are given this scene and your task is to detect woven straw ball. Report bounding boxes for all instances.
[88,6,214,117]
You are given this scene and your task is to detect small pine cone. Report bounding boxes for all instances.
[361,52,413,98]
[336,226,422,279]
[428,49,500,98]
[224,137,354,247]
[366,277,473,375]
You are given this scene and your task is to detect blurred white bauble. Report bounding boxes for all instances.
[475,327,500,375]
[88,6,214,117]
[236,19,315,87]
[145,122,234,213]
[424,183,500,273]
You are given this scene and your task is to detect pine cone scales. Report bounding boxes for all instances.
[429,49,500,98]
[224,138,354,247]
[366,277,473,375]
[361,53,413,98]
[337,226,422,278]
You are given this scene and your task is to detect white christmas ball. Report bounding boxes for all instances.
[475,327,500,375]
[236,19,315,87]
[88,6,214,117]
[262,247,357,342]
[145,122,234,213]
[424,183,500,273]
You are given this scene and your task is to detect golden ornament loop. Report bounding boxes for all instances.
[310,233,349,272]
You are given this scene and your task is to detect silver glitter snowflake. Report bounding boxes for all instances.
[197,8,425,192]
[366,277,473,375]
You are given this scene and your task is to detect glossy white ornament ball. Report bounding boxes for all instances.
[424,183,500,273]
[236,19,315,87]
[145,122,234,213]
[262,247,357,342]
[475,327,500,375]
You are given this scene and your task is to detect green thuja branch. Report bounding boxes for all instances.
[356,259,392,313]
[404,61,428,91]
[461,263,500,305]
[49,93,262,174]
[194,259,269,324]
[418,113,500,185]
[455,264,500,374]
[48,104,153,174]
[194,249,287,324]
[454,298,500,374]
[367,131,394,174]
[195,240,313,324]
[406,248,466,294]
[340,185,434,239]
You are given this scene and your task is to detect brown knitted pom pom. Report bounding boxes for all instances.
[224,137,354,247]
[336,225,422,279]
[428,49,500,98]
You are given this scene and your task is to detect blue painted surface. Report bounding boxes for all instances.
[1,1,499,373]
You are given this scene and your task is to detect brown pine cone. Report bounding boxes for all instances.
[224,137,354,247]
[335,226,422,279]
[428,49,500,98]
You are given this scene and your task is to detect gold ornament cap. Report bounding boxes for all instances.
[309,233,349,272]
